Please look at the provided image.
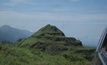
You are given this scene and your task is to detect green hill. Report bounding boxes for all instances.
[0,24,95,65]
[16,24,83,54]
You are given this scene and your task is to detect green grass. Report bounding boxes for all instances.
[0,24,95,65]
[0,44,95,65]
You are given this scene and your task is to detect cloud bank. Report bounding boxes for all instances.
[0,10,107,24]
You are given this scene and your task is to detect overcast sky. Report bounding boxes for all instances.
[0,0,107,46]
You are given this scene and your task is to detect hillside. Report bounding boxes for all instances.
[0,24,95,65]
[0,43,95,65]
[16,24,83,54]
[0,25,32,42]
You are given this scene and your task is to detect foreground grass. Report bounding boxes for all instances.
[0,44,95,65]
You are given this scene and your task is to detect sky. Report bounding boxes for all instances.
[0,0,107,47]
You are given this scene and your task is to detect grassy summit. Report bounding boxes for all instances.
[32,24,65,37]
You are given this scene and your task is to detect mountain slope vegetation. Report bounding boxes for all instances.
[0,43,95,65]
[0,24,95,65]
[16,24,83,54]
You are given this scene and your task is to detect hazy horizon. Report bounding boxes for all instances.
[0,0,107,47]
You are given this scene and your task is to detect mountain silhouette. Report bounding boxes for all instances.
[0,25,32,42]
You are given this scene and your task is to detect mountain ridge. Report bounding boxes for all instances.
[0,25,32,42]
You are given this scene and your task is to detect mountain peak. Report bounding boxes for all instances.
[32,24,65,37]
[39,24,61,32]
[0,25,32,42]
[2,25,11,27]
[17,24,83,52]
[0,25,11,28]
[0,25,14,31]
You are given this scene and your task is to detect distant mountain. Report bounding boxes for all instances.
[0,25,32,42]
[16,24,82,54]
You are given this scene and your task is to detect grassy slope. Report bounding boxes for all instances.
[31,24,65,37]
[0,25,95,65]
[16,24,82,48]
[0,44,95,65]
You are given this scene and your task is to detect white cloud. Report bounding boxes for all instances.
[0,10,107,24]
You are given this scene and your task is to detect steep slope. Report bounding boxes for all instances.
[16,24,82,54]
[0,25,32,42]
